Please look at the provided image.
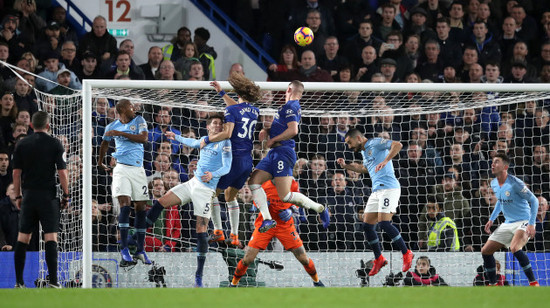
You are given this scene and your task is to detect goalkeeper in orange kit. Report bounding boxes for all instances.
[230,179,330,287]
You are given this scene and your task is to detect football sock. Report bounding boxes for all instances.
[303,258,319,282]
[363,223,382,259]
[211,197,223,230]
[378,221,408,254]
[283,192,324,213]
[227,200,240,235]
[514,250,536,282]
[250,184,272,220]
[195,232,208,279]
[146,200,164,227]
[118,206,131,249]
[482,254,497,284]
[14,241,28,285]
[135,209,147,252]
[45,241,58,285]
[232,260,248,285]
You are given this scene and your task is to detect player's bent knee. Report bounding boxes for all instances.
[249,184,261,191]
[282,192,292,203]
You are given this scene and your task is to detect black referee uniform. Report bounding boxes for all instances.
[12,130,67,288]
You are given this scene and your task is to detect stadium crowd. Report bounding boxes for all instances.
[0,0,549,254]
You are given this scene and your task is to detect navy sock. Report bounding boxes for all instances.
[363,223,382,259]
[118,206,131,249]
[135,210,147,252]
[196,232,208,278]
[45,241,58,285]
[378,221,408,254]
[482,254,497,284]
[14,241,28,285]
[514,250,536,282]
[146,200,165,227]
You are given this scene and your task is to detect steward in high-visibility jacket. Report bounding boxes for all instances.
[426,200,460,252]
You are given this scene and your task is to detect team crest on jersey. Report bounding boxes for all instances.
[505,191,510,197]
[129,125,136,131]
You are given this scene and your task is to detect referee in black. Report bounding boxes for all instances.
[12,111,69,288]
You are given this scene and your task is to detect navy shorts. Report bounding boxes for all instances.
[255,146,296,178]
[218,155,254,190]
[19,189,60,234]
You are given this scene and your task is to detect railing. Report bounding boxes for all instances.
[53,0,93,37]
[189,0,276,71]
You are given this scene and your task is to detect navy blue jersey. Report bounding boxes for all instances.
[225,103,259,157]
[270,100,301,148]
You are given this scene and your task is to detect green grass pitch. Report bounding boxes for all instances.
[1,287,549,308]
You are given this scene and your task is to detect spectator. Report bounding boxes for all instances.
[379,57,399,82]
[59,41,80,73]
[470,20,502,66]
[0,92,17,142]
[533,43,550,75]
[354,46,377,82]
[416,40,444,82]
[298,154,330,201]
[102,40,145,79]
[13,0,46,51]
[404,34,420,70]
[373,3,402,41]
[35,51,81,92]
[317,172,363,251]
[481,61,503,84]
[77,15,117,63]
[473,259,508,286]
[173,42,199,80]
[75,51,100,81]
[403,256,448,286]
[317,36,348,77]
[418,0,449,29]
[187,60,205,81]
[145,177,181,252]
[501,41,536,80]
[49,68,79,94]
[525,196,550,251]
[423,196,461,252]
[435,17,462,69]
[468,63,483,83]
[511,4,537,44]
[155,60,182,80]
[34,21,63,61]
[267,44,300,77]
[288,0,336,38]
[403,7,436,45]
[298,9,328,58]
[504,60,534,83]
[379,31,414,80]
[335,65,353,82]
[148,108,182,154]
[228,63,244,76]
[342,19,381,68]
[49,6,78,44]
[140,46,163,80]
[0,11,28,63]
[0,183,20,251]
[0,150,11,196]
[458,46,479,82]
[162,26,192,62]
[268,50,332,82]
[146,153,172,182]
[103,50,145,80]
[193,27,217,80]
[161,168,180,190]
[13,78,37,115]
[448,1,468,43]
[497,17,520,62]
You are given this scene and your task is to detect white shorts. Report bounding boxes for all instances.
[365,188,400,213]
[112,164,149,201]
[170,177,216,219]
[488,220,529,248]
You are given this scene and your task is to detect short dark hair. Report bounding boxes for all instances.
[31,111,50,130]
[116,50,130,60]
[494,151,510,165]
[427,195,438,204]
[206,113,224,125]
[115,99,131,113]
[194,27,210,41]
[345,128,362,139]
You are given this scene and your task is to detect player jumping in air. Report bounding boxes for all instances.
[338,128,414,276]
[230,178,329,287]
[145,114,232,287]
[248,80,325,233]
[99,99,151,267]
[481,151,540,286]
[203,73,261,246]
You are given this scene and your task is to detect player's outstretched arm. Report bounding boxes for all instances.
[210,81,237,106]
[167,131,201,149]
[337,158,367,174]
[266,121,298,148]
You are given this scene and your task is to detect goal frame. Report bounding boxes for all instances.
[81,80,550,288]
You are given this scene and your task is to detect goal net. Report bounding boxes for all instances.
[37,80,550,287]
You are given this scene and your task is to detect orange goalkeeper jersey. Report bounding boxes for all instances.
[254,179,299,227]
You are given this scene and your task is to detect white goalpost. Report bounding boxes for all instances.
[42,80,550,288]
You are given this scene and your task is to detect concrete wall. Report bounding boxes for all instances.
[63,0,268,81]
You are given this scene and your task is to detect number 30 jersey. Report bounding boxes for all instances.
[224,103,260,157]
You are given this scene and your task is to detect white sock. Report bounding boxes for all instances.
[250,184,272,220]
[284,192,324,213]
[211,197,223,230]
[227,200,240,235]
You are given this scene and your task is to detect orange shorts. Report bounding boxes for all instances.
[248,222,303,250]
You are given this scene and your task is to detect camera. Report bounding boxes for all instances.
[148,262,167,288]
[355,259,373,287]
[383,271,403,287]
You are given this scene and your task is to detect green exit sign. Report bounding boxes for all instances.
[108,29,129,37]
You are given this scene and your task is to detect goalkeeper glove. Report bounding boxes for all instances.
[319,208,330,229]
[298,207,307,224]
[278,209,293,222]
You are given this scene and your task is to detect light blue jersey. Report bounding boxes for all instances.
[361,138,400,191]
[175,135,232,190]
[103,116,148,167]
[490,175,539,225]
